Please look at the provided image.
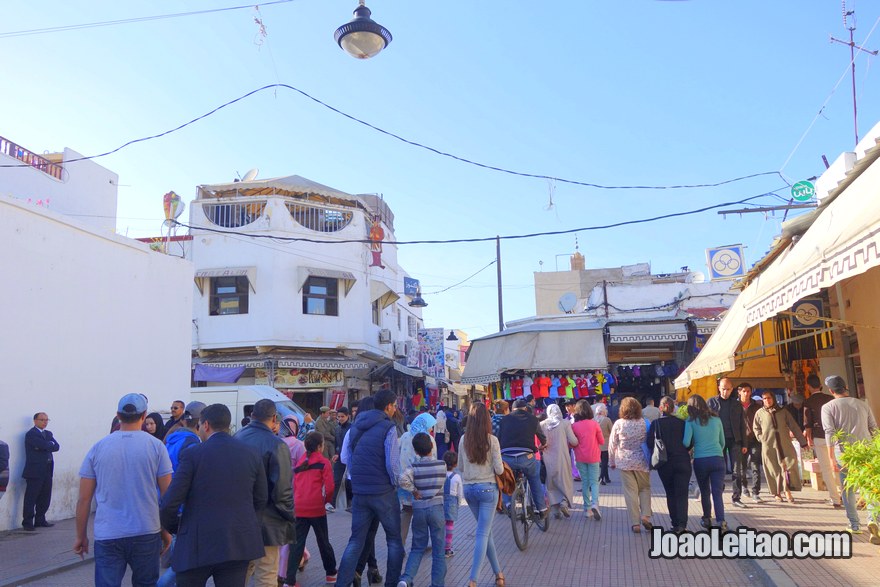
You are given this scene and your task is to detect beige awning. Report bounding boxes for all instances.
[674,296,749,389]
[194,266,256,295]
[461,321,607,384]
[370,280,400,309]
[298,266,356,296]
[743,134,880,327]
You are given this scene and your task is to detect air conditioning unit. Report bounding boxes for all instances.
[393,341,407,357]
[378,329,392,344]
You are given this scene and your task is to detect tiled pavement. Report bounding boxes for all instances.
[1,472,877,587]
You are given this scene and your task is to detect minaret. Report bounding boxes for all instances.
[570,237,585,271]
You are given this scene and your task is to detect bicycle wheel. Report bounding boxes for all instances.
[530,481,550,533]
[509,481,529,551]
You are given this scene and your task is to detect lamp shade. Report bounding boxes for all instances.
[335,4,392,59]
[409,295,427,308]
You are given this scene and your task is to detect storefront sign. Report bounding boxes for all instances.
[791,180,816,202]
[791,299,824,330]
[255,368,344,388]
[418,328,446,379]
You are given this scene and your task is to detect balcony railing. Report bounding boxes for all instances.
[0,136,64,180]
[202,201,266,228]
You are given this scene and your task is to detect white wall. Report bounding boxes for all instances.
[0,147,118,234]
[0,197,193,530]
[189,196,421,358]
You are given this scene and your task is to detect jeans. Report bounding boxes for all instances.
[732,442,762,501]
[336,490,403,587]
[400,504,446,587]
[285,517,337,585]
[501,453,545,512]
[722,436,736,474]
[657,456,692,529]
[599,451,610,482]
[463,483,502,583]
[94,532,162,587]
[840,470,861,529]
[575,462,600,509]
[693,456,726,523]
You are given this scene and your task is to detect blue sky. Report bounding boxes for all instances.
[4,1,880,338]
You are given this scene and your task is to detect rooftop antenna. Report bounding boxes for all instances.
[831,4,878,146]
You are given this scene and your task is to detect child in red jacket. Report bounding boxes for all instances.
[283,432,337,587]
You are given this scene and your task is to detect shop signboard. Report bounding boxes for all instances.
[706,244,746,281]
[404,277,420,296]
[255,368,345,388]
[791,299,824,330]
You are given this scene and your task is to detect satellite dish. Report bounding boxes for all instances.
[688,271,707,284]
[558,292,577,314]
[242,168,259,182]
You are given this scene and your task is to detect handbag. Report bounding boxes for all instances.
[651,421,667,469]
[495,462,516,512]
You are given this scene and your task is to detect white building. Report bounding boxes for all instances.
[182,174,426,414]
[0,135,192,531]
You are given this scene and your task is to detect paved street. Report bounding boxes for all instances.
[2,471,877,587]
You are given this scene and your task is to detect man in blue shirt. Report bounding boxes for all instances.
[336,389,403,587]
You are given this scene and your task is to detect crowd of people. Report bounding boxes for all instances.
[2,370,876,587]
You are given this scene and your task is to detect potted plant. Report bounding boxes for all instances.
[837,433,880,523]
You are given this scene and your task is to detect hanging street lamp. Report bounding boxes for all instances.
[335,1,392,60]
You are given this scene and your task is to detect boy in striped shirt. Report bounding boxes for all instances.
[396,433,447,587]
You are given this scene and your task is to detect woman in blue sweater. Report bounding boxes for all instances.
[683,395,727,531]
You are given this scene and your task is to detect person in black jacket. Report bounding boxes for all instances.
[234,399,296,587]
[160,404,267,587]
[707,378,744,476]
[332,407,353,511]
[22,412,60,530]
[498,399,548,516]
[647,397,691,533]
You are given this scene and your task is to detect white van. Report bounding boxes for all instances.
[190,385,307,435]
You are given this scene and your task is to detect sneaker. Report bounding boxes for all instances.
[445,549,455,558]
[845,526,862,535]
[700,517,712,529]
[367,568,383,585]
[560,504,571,518]
[732,500,746,508]
[752,495,763,504]
[868,522,880,545]
[591,507,602,521]
[396,580,409,587]
[326,574,337,584]
[325,503,336,513]
[743,489,751,498]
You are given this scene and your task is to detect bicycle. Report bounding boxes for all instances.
[508,468,549,551]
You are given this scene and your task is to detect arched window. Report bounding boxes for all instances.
[202,201,266,228]
[286,202,353,232]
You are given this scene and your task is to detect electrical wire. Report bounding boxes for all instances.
[0,83,785,190]
[171,189,787,246]
[0,1,296,39]
[423,260,497,295]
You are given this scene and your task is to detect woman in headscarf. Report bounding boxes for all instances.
[593,403,613,484]
[539,403,578,518]
[277,416,310,581]
[752,391,808,503]
[398,411,437,546]
[435,409,451,460]
[142,412,165,440]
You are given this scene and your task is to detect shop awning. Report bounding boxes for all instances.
[194,266,256,295]
[608,322,688,344]
[449,383,470,397]
[674,297,750,389]
[461,321,607,385]
[194,354,369,370]
[298,266,356,296]
[743,135,880,327]
[370,280,400,309]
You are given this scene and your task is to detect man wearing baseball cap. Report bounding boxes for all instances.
[821,375,879,539]
[74,393,174,586]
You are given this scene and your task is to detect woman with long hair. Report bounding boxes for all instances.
[609,397,653,533]
[540,403,578,518]
[458,403,505,587]
[752,391,808,503]
[593,403,613,484]
[683,395,727,531]
[648,397,692,533]
[571,400,604,521]
[142,412,165,440]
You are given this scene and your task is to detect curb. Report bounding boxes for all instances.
[0,557,93,587]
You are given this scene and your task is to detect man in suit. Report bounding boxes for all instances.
[160,404,267,587]
[22,412,60,530]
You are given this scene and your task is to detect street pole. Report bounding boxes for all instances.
[496,236,504,332]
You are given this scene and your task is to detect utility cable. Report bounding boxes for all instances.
[0,1,296,39]
[423,260,497,295]
[0,83,785,190]
[172,189,787,246]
